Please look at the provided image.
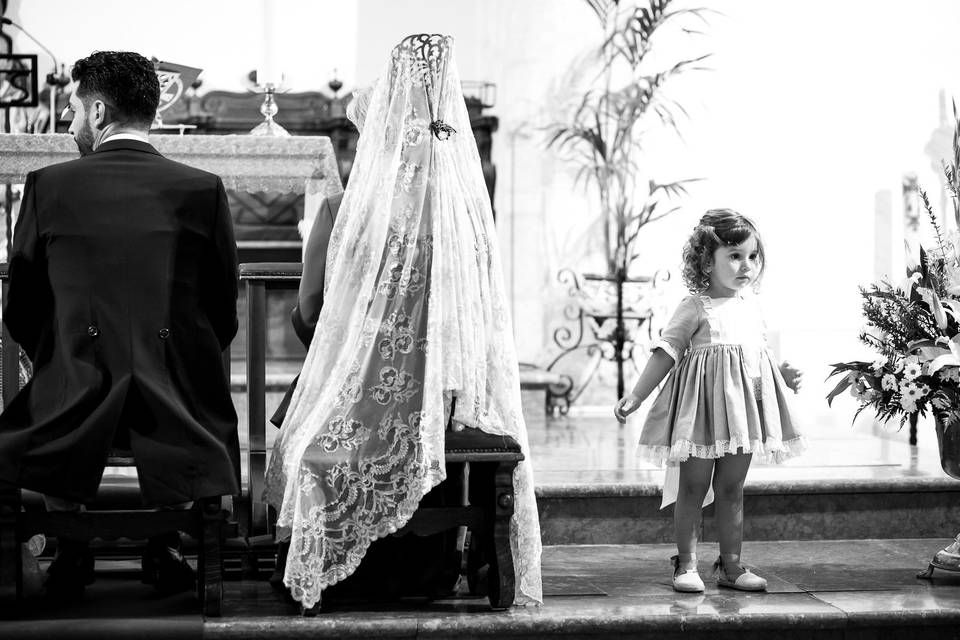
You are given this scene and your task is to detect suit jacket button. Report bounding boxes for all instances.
[87,325,99,337]
[158,328,170,339]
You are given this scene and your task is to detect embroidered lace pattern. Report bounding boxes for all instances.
[262,34,542,609]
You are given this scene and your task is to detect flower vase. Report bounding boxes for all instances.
[918,419,960,577]
[935,418,960,480]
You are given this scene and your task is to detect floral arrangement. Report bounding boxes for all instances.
[827,107,960,428]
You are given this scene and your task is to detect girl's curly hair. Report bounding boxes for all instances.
[681,208,765,293]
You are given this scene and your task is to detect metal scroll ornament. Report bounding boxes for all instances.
[544,268,669,415]
[393,34,456,142]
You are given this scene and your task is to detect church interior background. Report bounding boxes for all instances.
[5,0,960,415]
[5,0,960,634]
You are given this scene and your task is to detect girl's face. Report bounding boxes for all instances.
[707,235,760,297]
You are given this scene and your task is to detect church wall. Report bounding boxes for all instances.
[6,0,960,406]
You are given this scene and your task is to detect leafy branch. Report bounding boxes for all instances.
[546,0,711,275]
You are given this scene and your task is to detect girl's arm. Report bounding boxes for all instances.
[614,349,675,422]
[757,296,802,393]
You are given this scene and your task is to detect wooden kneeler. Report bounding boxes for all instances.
[296,430,523,615]
[0,481,235,616]
[386,428,522,610]
[440,428,523,610]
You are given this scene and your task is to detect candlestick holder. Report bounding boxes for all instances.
[250,82,290,137]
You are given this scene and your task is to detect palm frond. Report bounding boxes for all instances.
[550,0,713,273]
[583,0,619,27]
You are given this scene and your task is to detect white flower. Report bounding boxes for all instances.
[946,267,960,297]
[939,367,960,383]
[902,357,923,381]
[944,241,960,294]
[881,373,898,391]
[897,271,922,296]
[900,380,928,400]
[871,358,887,373]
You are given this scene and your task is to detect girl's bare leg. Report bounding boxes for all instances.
[675,456,715,569]
[712,451,753,572]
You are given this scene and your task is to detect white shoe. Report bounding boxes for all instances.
[671,555,705,593]
[714,556,767,591]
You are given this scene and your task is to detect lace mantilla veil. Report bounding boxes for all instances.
[263,34,543,609]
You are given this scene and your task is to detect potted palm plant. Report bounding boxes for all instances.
[547,0,711,399]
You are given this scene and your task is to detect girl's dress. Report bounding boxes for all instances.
[638,293,806,505]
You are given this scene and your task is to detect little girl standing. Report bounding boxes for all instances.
[614,209,805,593]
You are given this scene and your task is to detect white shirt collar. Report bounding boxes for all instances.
[101,132,150,144]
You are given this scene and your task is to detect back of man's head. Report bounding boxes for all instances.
[71,51,160,128]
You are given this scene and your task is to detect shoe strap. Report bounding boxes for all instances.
[672,555,699,577]
[713,556,750,580]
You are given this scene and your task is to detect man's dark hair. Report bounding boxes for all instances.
[71,51,160,127]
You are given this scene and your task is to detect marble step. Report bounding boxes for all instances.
[536,471,960,545]
[6,539,960,639]
[208,537,960,639]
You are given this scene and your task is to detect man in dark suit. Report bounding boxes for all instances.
[0,51,240,597]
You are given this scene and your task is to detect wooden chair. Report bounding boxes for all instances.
[405,427,522,609]
[241,262,521,610]
[0,266,236,617]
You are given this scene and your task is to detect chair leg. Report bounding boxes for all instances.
[488,461,517,610]
[0,484,21,602]
[200,498,223,617]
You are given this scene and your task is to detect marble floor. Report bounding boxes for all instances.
[522,391,952,489]
[233,375,955,493]
[7,538,960,639]
[7,386,960,637]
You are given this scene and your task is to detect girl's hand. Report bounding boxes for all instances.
[780,360,803,393]
[614,393,641,423]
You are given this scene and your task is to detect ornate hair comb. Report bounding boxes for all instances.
[393,34,456,141]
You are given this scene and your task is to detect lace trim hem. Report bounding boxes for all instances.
[638,435,808,466]
[652,339,680,363]
[278,462,444,609]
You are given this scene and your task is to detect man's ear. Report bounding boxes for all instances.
[90,100,109,127]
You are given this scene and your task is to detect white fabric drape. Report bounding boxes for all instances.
[263,34,542,609]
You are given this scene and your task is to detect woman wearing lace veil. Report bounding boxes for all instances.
[263,34,543,609]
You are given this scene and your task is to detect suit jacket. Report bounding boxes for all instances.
[270,192,342,427]
[0,139,241,506]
